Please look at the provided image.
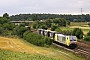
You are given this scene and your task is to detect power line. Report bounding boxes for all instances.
[81,8,83,15]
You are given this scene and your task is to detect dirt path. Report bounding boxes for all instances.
[70,26,90,29]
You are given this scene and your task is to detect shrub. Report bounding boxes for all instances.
[23,32,52,47]
[23,30,31,40]
[84,36,90,42]
[55,28,62,32]
[62,30,72,35]
[40,25,48,30]
[51,24,58,31]
[0,27,4,34]
[13,26,28,38]
[72,28,83,39]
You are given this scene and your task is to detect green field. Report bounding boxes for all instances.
[0,49,58,60]
[70,22,88,26]
[60,22,90,35]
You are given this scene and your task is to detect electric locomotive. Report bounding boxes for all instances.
[54,33,77,46]
[37,29,77,47]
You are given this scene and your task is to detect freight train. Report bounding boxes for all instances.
[37,29,77,47]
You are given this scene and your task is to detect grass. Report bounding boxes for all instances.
[60,27,74,31]
[82,29,89,35]
[70,22,88,26]
[59,22,90,35]
[0,36,84,60]
[0,49,58,60]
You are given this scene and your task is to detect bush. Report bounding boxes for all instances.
[13,26,28,38]
[72,28,83,39]
[51,24,58,31]
[62,30,72,35]
[40,25,48,30]
[0,27,4,34]
[23,32,52,47]
[23,30,31,40]
[84,36,90,42]
[55,28,62,32]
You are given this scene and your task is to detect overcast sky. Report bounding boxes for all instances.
[0,0,90,16]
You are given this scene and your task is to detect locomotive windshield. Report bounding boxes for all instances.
[69,36,76,41]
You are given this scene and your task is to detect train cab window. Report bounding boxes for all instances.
[70,36,76,41]
[72,37,76,41]
[67,38,68,40]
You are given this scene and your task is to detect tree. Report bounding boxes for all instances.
[33,23,38,29]
[3,13,9,19]
[67,20,70,25]
[0,17,10,24]
[55,28,62,32]
[51,24,58,31]
[32,14,38,21]
[84,36,90,42]
[23,30,30,39]
[62,30,72,35]
[40,25,48,29]
[45,19,52,28]
[33,21,40,29]
[10,13,90,22]
[52,18,67,26]
[61,18,66,26]
[13,26,28,38]
[0,27,4,34]
[75,30,81,39]
[72,28,78,36]
[0,14,15,36]
[72,28,83,39]
[3,22,15,30]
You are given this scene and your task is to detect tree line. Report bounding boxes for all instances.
[10,14,90,22]
[32,18,69,31]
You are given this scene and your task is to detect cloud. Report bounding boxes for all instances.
[0,0,90,15]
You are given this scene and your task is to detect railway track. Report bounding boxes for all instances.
[74,46,90,56]
[31,29,90,59]
[52,43,90,60]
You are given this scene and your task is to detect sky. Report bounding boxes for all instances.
[0,0,90,16]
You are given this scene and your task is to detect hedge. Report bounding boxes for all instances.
[23,31,52,47]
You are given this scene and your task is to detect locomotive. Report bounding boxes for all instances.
[37,29,77,47]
